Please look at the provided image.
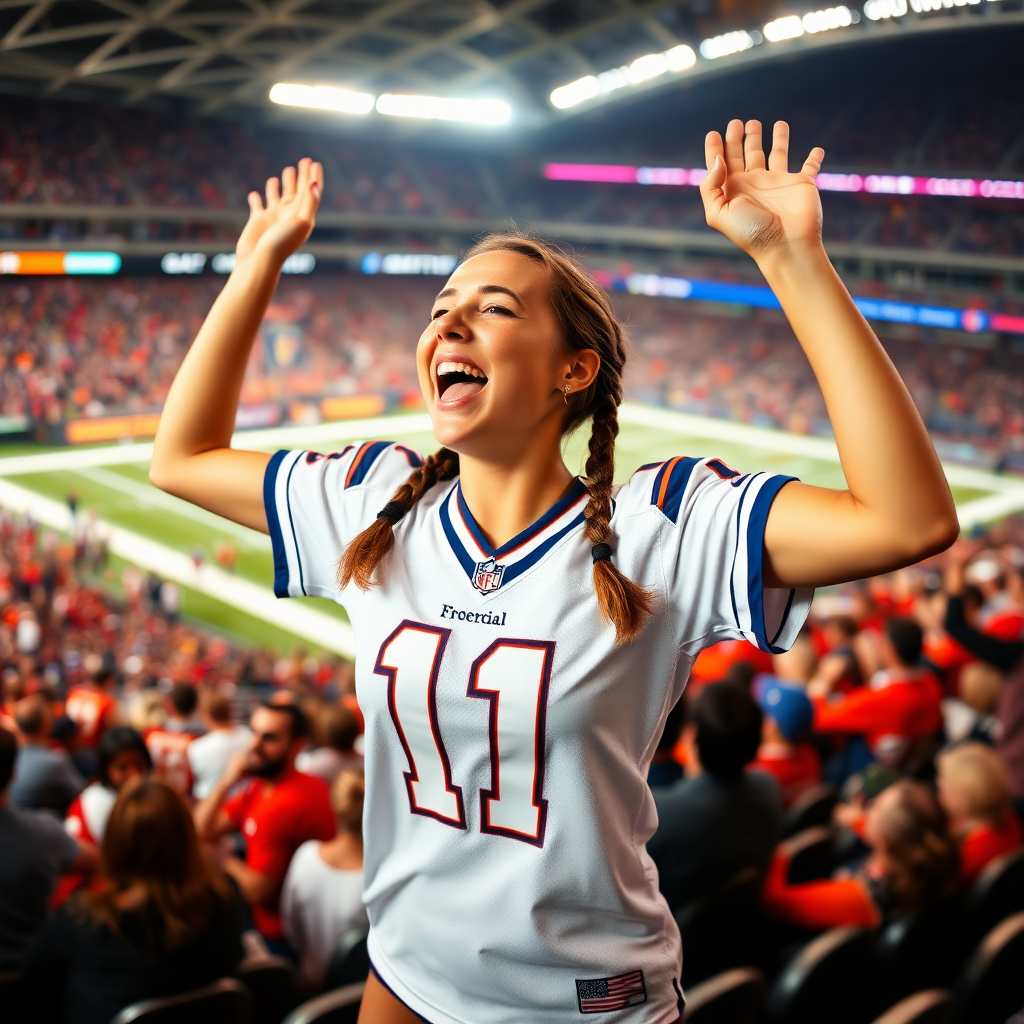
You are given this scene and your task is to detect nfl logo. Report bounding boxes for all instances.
[472,558,505,594]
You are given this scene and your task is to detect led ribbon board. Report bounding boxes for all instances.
[0,251,122,275]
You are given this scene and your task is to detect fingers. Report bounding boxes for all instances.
[743,120,766,171]
[699,154,727,224]
[295,157,311,197]
[705,130,725,172]
[247,191,264,216]
[265,176,280,208]
[724,119,745,175]
[297,161,324,223]
[801,146,825,178]
[768,121,790,173]
[281,165,297,201]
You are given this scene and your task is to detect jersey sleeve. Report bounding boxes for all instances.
[263,441,425,599]
[626,457,813,655]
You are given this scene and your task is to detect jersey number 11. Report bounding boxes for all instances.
[375,620,554,847]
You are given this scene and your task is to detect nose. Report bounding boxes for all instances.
[433,308,468,342]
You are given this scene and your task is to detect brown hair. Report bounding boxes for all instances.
[81,780,231,950]
[879,779,960,910]
[332,767,365,834]
[338,233,653,643]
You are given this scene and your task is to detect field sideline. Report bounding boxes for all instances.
[0,404,1019,657]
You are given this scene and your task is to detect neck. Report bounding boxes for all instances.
[319,829,363,870]
[457,428,574,550]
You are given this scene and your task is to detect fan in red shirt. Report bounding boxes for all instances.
[937,741,1024,886]
[750,676,821,807]
[64,654,120,751]
[813,618,943,770]
[193,701,335,950]
[145,683,204,797]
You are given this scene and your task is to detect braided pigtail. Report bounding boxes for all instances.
[584,398,655,644]
[337,447,460,591]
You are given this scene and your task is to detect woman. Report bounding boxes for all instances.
[282,767,369,992]
[937,742,1022,885]
[24,779,243,1024]
[762,779,959,930]
[148,121,957,1023]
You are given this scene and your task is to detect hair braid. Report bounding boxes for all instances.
[338,447,460,591]
[584,396,655,644]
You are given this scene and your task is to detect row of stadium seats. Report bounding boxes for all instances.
[2,95,1024,256]
[2,275,1020,468]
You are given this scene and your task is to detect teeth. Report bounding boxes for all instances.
[437,361,486,379]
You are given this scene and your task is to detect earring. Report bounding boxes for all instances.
[563,383,572,406]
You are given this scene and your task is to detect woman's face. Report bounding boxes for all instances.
[107,749,149,790]
[416,250,599,460]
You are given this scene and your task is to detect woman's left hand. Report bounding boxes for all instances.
[700,119,824,264]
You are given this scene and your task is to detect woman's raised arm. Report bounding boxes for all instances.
[148,158,323,533]
[699,119,958,588]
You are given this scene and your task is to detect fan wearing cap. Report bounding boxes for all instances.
[750,676,821,808]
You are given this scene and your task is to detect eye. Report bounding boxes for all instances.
[430,308,447,320]
[483,304,514,316]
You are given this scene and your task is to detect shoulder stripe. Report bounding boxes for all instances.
[264,450,291,598]
[651,456,701,523]
[345,440,395,488]
[707,458,740,480]
[393,444,425,468]
[635,461,665,475]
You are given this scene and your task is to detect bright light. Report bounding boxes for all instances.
[549,42,696,109]
[628,52,668,83]
[910,0,979,9]
[551,76,600,109]
[665,44,697,70]
[764,15,804,41]
[269,82,374,115]
[805,5,854,30]
[863,0,907,18]
[282,253,316,274]
[161,252,206,275]
[699,30,758,60]
[375,94,510,124]
[362,252,458,276]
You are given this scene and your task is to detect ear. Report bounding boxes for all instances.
[561,349,601,394]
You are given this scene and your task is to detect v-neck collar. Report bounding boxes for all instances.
[439,478,589,594]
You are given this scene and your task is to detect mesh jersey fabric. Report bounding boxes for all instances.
[264,441,813,1024]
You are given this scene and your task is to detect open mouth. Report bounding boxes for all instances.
[437,360,488,402]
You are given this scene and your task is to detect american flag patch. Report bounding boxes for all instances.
[575,970,647,1013]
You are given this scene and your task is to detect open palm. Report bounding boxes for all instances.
[700,120,824,261]
[236,157,323,265]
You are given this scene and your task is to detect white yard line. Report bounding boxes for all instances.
[77,467,270,548]
[0,477,354,656]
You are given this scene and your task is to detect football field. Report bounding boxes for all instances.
[0,404,1019,657]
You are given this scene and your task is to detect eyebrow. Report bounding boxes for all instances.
[433,284,523,305]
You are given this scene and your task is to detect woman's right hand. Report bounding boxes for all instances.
[235,157,323,267]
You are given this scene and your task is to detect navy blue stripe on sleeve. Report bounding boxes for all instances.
[345,440,395,488]
[651,456,701,523]
[263,449,292,598]
[746,474,798,653]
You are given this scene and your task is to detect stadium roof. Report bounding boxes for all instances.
[1,0,1021,128]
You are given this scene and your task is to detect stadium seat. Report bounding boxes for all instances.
[869,895,965,1014]
[965,848,1024,944]
[323,928,371,991]
[675,866,763,986]
[951,912,1024,1024]
[282,982,365,1024]
[764,926,872,1024]
[870,990,952,1024]
[783,826,835,884]
[109,977,254,1024]
[783,784,839,838]
[683,967,766,1024]
[236,956,302,1024]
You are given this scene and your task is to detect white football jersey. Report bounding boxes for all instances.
[265,441,812,1023]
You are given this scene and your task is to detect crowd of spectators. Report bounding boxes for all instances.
[3,93,1024,256]
[3,487,1024,1019]
[2,273,1022,472]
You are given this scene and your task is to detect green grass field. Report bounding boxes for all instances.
[0,408,1008,652]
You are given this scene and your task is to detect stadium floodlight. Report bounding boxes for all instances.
[550,42,697,109]
[863,0,907,18]
[764,15,804,41]
[375,94,511,124]
[699,30,759,60]
[269,82,374,115]
[551,76,601,109]
[803,5,856,30]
